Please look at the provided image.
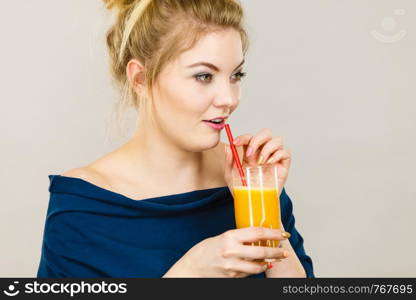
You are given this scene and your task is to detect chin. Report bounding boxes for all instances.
[189,135,221,152]
[205,138,221,150]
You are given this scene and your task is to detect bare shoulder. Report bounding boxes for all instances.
[62,167,112,190]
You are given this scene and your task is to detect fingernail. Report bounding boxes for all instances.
[257,155,265,165]
[283,251,290,258]
[246,147,254,157]
[267,262,273,269]
[266,157,275,164]
[282,232,291,239]
[233,138,239,145]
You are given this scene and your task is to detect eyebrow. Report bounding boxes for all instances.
[187,59,245,72]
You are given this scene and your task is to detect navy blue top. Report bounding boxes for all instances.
[37,175,314,278]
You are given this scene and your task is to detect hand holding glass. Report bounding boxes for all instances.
[231,164,281,262]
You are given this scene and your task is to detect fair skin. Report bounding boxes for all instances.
[64,28,305,278]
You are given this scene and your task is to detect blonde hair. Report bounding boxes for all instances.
[102,0,249,133]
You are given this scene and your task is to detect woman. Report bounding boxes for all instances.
[37,0,314,278]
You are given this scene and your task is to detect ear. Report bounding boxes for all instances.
[126,58,145,93]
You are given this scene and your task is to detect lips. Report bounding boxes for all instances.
[203,116,228,122]
[203,120,226,130]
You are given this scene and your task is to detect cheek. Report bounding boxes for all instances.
[162,83,213,118]
[234,87,241,100]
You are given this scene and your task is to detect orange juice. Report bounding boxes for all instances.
[233,186,281,248]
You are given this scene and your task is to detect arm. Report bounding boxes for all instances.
[266,188,314,278]
[265,224,307,277]
[162,228,290,278]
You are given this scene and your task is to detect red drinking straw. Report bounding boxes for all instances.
[224,124,247,187]
[225,123,272,269]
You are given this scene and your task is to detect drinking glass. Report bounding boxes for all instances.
[231,164,281,262]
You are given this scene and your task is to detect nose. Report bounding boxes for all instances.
[212,80,239,109]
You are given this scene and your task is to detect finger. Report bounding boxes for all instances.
[233,271,249,278]
[231,260,269,275]
[265,149,291,165]
[232,133,253,147]
[233,130,273,158]
[232,134,253,164]
[257,136,284,165]
[231,131,273,166]
[232,227,290,243]
[245,128,273,159]
[281,149,292,169]
[238,245,290,261]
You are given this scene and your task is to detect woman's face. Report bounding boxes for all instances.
[151,28,245,152]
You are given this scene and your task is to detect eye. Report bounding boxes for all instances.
[231,71,247,82]
[194,73,213,83]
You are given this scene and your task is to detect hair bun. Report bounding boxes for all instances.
[103,0,137,11]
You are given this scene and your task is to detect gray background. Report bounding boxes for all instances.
[1,0,415,277]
